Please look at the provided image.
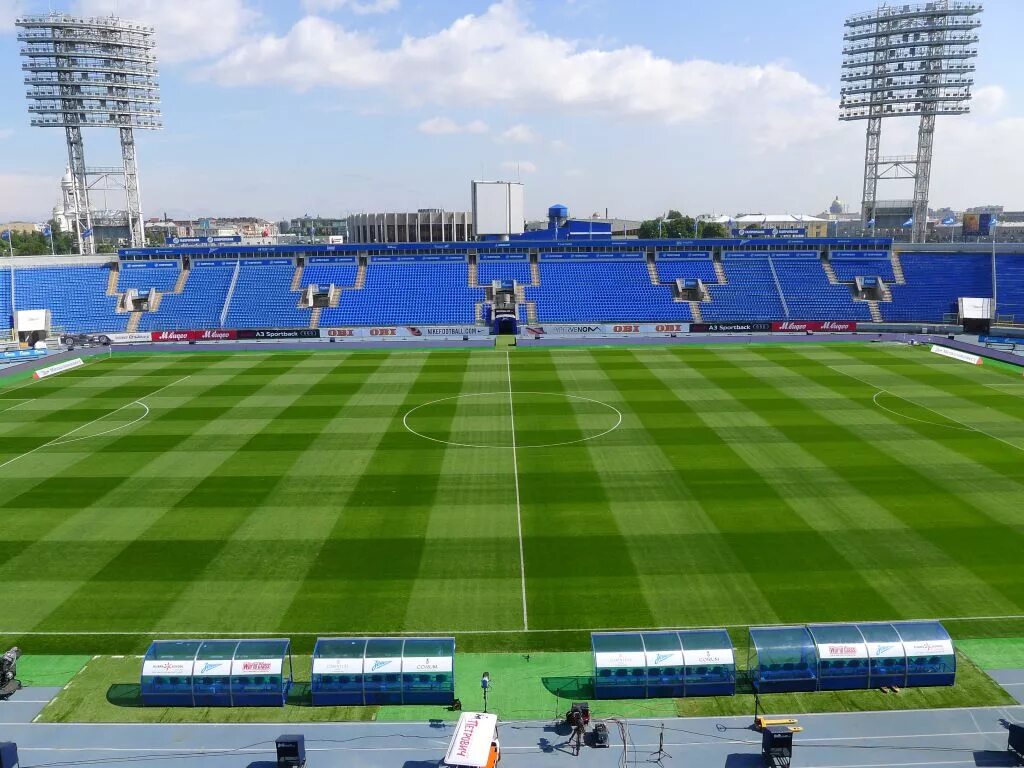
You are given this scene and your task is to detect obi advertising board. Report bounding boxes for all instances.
[522,323,689,338]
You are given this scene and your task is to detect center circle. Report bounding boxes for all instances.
[403,391,623,449]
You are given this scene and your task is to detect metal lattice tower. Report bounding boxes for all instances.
[17,13,162,254]
[840,2,982,243]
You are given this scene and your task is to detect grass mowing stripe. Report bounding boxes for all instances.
[728,345,1024,619]
[279,350,476,633]
[513,349,656,631]
[508,349,528,630]
[24,354,314,636]
[150,354,371,633]
[571,349,784,628]
[654,347,902,622]
[400,351,525,633]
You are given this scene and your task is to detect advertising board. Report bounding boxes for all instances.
[930,345,982,365]
[522,323,689,338]
[772,321,859,332]
[142,659,194,677]
[236,329,320,340]
[594,652,647,669]
[401,656,454,673]
[150,330,238,342]
[682,648,734,666]
[33,358,83,379]
[312,658,364,675]
[690,322,772,333]
[229,658,283,676]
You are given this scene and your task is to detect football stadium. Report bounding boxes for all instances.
[3,3,1024,767]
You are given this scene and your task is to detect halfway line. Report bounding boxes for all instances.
[507,349,528,630]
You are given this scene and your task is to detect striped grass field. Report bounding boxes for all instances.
[1,342,1023,656]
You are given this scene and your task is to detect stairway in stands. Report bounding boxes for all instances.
[821,259,839,285]
[890,251,906,285]
[713,259,729,285]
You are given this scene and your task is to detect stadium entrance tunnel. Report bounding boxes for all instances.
[403,391,622,448]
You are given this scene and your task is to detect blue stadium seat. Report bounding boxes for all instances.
[14,264,125,333]
[226,263,311,329]
[302,263,359,288]
[996,255,1024,321]
[118,262,181,293]
[884,253,992,322]
[831,251,895,283]
[532,257,690,323]
[702,256,784,321]
[139,262,234,330]
[478,259,531,286]
[772,256,872,321]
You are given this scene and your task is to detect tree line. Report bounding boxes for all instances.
[636,210,729,240]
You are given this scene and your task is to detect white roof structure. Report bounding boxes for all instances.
[733,214,827,224]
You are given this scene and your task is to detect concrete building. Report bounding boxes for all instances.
[733,213,830,238]
[347,210,473,244]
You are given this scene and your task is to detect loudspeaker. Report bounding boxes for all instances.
[762,726,793,760]
[0,742,19,768]
[276,734,306,767]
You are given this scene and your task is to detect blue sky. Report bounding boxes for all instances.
[2,0,1023,222]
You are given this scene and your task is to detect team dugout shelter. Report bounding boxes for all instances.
[140,638,293,707]
[591,630,735,699]
[748,621,955,694]
[311,636,455,706]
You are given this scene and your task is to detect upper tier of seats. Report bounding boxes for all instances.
[772,256,872,322]
[884,254,992,322]
[830,251,896,283]
[3,251,1022,332]
[320,261,477,326]
[15,265,125,334]
[478,259,532,286]
[118,262,181,293]
[227,263,311,329]
[996,258,1024,322]
[531,258,690,323]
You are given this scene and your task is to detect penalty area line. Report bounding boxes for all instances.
[0,375,190,471]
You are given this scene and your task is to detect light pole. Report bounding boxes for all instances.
[991,216,999,322]
[481,672,490,713]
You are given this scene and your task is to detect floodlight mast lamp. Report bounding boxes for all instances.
[16,13,162,254]
[840,1,982,244]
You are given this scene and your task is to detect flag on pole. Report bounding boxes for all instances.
[82,227,94,238]
[902,217,914,227]
[941,216,955,226]
[42,225,52,237]
[0,230,11,241]
[866,218,875,227]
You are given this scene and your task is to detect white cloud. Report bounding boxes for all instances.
[207,0,838,147]
[0,128,13,140]
[418,117,488,135]
[497,124,539,144]
[972,85,1007,117]
[75,0,260,63]
[303,0,399,13]
[500,160,537,174]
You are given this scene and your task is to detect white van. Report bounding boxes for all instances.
[443,711,500,768]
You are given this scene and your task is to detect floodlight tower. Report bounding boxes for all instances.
[16,13,162,254]
[840,2,982,243]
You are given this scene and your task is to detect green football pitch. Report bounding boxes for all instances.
[1,342,1023,655]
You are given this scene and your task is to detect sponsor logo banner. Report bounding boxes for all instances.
[594,652,647,669]
[817,642,867,660]
[401,656,454,673]
[323,326,488,339]
[523,323,689,337]
[142,660,193,677]
[866,642,904,659]
[193,660,231,677]
[690,322,772,333]
[930,345,982,365]
[772,321,859,332]
[1,349,47,360]
[363,657,401,674]
[107,332,152,344]
[230,658,283,676]
[644,650,684,668]
[150,330,238,342]
[235,328,320,340]
[903,639,953,657]
[682,648,734,666]
[312,658,364,675]
[33,358,84,379]
[979,335,1024,345]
